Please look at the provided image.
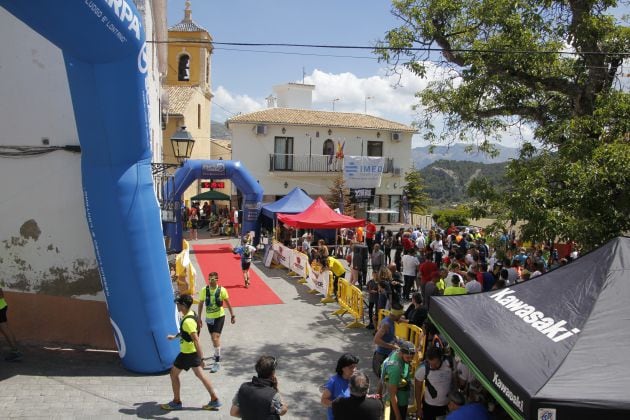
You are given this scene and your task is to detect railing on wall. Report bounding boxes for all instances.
[268,154,394,173]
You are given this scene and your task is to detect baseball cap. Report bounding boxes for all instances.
[399,341,416,355]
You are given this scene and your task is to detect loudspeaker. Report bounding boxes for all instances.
[352,244,369,271]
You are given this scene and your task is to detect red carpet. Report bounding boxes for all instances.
[191,244,283,307]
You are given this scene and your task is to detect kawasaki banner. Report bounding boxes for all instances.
[343,156,385,189]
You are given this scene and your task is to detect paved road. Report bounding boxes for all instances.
[1,236,377,419]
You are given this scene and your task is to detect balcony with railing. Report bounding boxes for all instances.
[269,153,394,173]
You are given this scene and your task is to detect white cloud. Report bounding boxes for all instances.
[213,65,527,147]
[212,85,265,121]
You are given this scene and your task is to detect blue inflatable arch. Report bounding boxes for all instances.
[1,0,179,373]
[165,160,264,253]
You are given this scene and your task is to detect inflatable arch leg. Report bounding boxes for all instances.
[1,0,179,373]
[164,160,264,253]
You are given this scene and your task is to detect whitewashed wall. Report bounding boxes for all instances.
[229,122,412,199]
[0,2,163,301]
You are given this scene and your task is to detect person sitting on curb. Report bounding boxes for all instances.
[161,294,221,411]
[230,354,289,419]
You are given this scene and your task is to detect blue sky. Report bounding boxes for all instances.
[166,1,629,148]
[166,0,445,147]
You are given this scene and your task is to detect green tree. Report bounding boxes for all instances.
[377,0,630,250]
[432,206,471,228]
[326,175,354,217]
[402,167,431,213]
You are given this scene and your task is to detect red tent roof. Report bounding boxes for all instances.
[277,197,365,229]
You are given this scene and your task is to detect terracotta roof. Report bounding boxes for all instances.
[166,86,195,115]
[228,108,416,132]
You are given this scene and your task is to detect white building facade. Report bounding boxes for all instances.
[0,0,167,348]
[228,83,416,222]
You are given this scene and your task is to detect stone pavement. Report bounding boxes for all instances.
[0,235,377,419]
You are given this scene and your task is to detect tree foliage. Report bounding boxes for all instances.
[403,166,431,213]
[433,206,471,228]
[326,175,354,217]
[377,0,630,250]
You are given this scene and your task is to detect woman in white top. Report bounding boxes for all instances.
[430,234,444,266]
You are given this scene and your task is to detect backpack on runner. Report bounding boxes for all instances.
[205,286,223,309]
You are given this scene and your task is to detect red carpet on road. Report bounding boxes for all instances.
[191,244,283,308]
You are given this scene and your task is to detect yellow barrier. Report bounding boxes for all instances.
[320,272,336,303]
[331,279,366,328]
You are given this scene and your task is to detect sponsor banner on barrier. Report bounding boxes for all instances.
[306,260,329,296]
[273,242,292,269]
[291,250,309,278]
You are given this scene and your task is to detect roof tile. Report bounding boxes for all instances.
[228,108,415,132]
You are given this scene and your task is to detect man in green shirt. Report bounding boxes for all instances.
[197,272,235,372]
[0,287,21,362]
[381,340,416,420]
[161,294,222,411]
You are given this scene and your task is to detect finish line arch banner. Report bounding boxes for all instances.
[164,160,264,253]
[1,0,179,373]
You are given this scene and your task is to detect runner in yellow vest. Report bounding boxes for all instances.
[0,287,21,362]
[197,272,235,373]
[161,294,221,411]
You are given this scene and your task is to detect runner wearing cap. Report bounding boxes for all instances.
[161,294,222,411]
[381,340,416,420]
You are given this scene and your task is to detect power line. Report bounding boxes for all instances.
[147,39,630,56]
[214,46,376,60]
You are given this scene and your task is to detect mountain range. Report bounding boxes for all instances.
[412,143,519,169]
[211,120,231,139]
[419,159,508,204]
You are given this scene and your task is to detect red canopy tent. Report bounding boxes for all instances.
[277,197,365,229]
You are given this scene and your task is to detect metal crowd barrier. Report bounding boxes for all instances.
[331,279,366,328]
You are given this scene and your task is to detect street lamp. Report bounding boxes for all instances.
[332,98,340,111]
[152,126,195,175]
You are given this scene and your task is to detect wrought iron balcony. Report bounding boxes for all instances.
[268,154,394,173]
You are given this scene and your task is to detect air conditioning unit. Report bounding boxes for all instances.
[255,124,268,135]
[393,167,402,176]
[391,132,401,142]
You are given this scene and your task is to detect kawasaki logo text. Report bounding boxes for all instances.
[490,289,580,342]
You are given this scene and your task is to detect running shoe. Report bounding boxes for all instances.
[202,399,222,410]
[210,362,221,373]
[160,400,182,410]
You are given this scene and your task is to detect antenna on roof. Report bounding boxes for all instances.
[302,66,306,84]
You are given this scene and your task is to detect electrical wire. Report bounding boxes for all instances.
[0,145,81,158]
[147,39,630,57]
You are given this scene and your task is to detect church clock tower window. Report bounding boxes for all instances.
[178,54,190,81]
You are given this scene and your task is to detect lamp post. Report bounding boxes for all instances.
[152,126,195,175]
[332,98,340,111]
